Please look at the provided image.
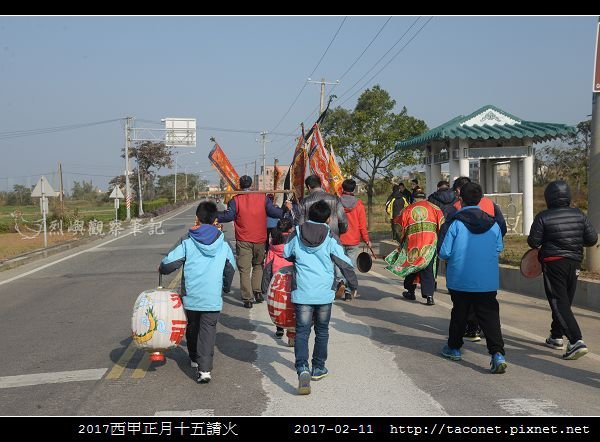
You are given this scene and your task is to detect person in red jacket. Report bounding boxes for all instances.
[261,218,296,346]
[218,175,291,309]
[339,179,371,300]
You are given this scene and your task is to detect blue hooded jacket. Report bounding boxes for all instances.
[439,206,503,292]
[284,221,357,304]
[160,224,236,311]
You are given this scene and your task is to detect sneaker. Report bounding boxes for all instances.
[545,336,564,350]
[426,296,435,306]
[297,370,311,395]
[275,327,284,338]
[490,353,507,374]
[197,371,211,384]
[243,300,253,309]
[288,337,295,347]
[402,291,416,300]
[441,345,461,361]
[344,291,352,301]
[190,360,198,368]
[254,292,264,304]
[311,367,329,381]
[335,282,346,299]
[464,331,481,342]
[563,340,588,360]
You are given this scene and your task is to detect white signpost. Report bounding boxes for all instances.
[109,186,125,222]
[31,176,56,248]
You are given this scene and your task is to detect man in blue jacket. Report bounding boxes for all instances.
[284,200,357,395]
[160,201,236,384]
[438,182,507,374]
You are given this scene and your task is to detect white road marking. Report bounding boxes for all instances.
[0,206,191,287]
[497,398,568,416]
[0,368,107,389]
[155,409,215,416]
[252,294,447,416]
[87,244,173,252]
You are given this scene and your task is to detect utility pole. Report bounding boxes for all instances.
[58,162,64,218]
[124,116,133,221]
[174,152,179,204]
[308,78,340,114]
[257,131,271,190]
[253,160,257,189]
[137,154,144,216]
[587,17,600,272]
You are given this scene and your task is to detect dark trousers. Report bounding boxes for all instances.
[403,256,436,298]
[542,259,582,344]
[448,290,504,355]
[466,306,479,333]
[185,310,220,372]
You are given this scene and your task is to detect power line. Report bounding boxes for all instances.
[269,16,347,134]
[335,16,423,103]
[276,16,394,142]
[338,16,434,107]
[0,118,123,140]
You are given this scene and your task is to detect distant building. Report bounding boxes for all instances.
[257,163,289,191]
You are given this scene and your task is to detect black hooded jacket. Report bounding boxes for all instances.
[527,181,598,262]
[428,188,458,218]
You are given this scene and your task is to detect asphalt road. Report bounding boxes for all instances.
[0,203,599,416]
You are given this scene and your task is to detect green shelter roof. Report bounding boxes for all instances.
[396,105,576,149]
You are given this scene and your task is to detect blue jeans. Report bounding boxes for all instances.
[294,303,332,374]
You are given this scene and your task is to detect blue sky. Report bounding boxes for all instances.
[0,15,597,192]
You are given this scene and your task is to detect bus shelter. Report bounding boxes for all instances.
[396,105,575,235]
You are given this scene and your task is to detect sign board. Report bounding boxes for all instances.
[164,118,196,147]
[31,176,56,197]
[109,186,125,199]
[595,21,600,93]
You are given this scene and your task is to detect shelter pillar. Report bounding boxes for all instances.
[479,160,486,188]
[523,142,534,235]
[458,138,470,178]
[430,144,442,193]
[510,159,520,193]
[448,139,460,183]
[485,160,494,194]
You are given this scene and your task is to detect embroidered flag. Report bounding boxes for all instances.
[328,144,344,196]
[308,124,331,192]
[208,142,240,190]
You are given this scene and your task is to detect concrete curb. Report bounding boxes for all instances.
[377,239,600,312]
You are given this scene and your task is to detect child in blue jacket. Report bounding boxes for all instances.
[284,200,357,395]
[159,201,236,384]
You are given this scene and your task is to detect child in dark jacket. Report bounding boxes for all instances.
[439,183,506,374]
[261,218,295,346]
[527,180,598,360]
[159,201,236,384]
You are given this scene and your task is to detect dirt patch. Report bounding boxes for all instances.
[0,233,84,261]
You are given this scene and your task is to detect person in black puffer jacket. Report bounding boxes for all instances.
[527,180,598,360]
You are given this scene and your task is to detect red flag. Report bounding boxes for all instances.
[208,142,240,190]
[308,124,330,192]
[290,130,307,201]
[328,144,344,196]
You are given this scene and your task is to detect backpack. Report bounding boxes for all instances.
[385,196,407,220]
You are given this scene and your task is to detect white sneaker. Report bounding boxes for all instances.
[544,336,564,350]
[190,360,198,368]
[563,340,588,360]
[197,371,211,384]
